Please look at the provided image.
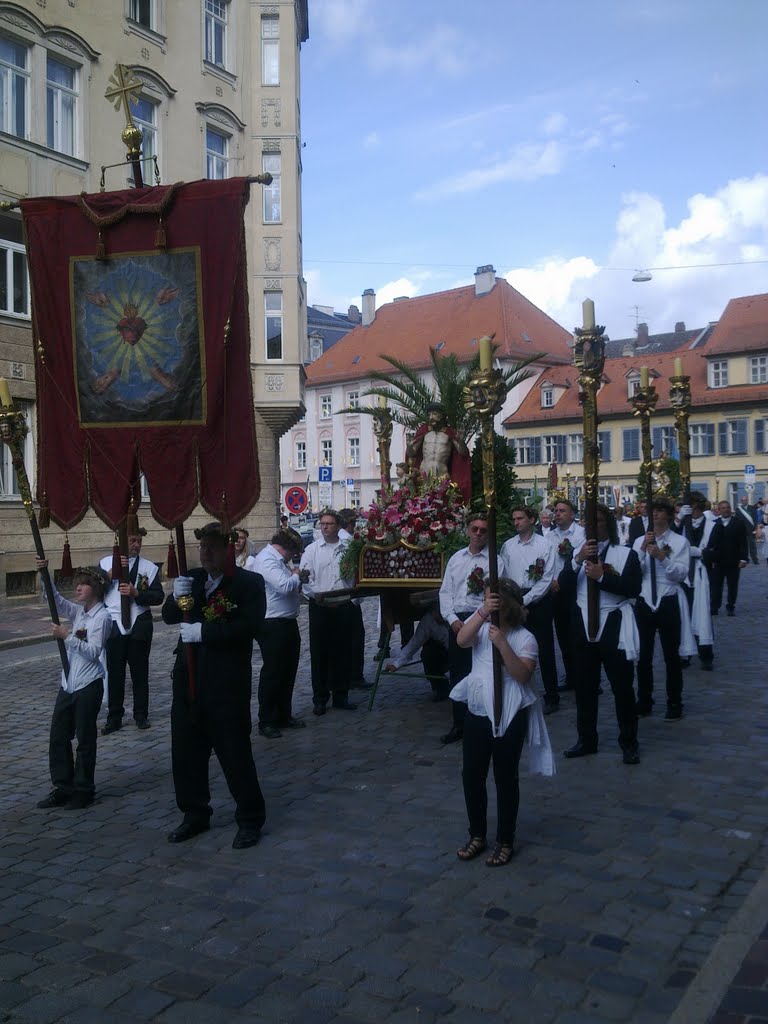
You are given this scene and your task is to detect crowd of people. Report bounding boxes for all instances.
[30,490,765,864]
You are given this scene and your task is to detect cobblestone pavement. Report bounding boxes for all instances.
[0,566,767,1023]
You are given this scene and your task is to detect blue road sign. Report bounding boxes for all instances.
[319,466,332,482]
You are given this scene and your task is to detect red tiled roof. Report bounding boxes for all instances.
[706,293,768,355]
[505,348,766,427]
[305,279,573,385]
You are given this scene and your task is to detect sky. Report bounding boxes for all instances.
[300,0,768,342]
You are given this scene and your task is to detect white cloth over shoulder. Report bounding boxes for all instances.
[449,623,555,775]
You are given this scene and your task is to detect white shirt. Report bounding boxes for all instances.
[389,613,449,669]
[549,521,587,573]
[300,536,352,597]
[632,527,690,610]
[438,545,505,626]
[615,518,630,545]
[252,544,300,619]
[47,584,112,694]
[500,532,555,606]
[98,554,159,635]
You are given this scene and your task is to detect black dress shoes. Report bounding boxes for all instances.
[622,747,640,765]
[440,725,463,744]
[135,718,151,730]
[36,790,69,809]
[67,792,94,809]
[563,741,598,758]
[700,660,714,672]
[167,820,210,844]
[258,724,282,739]
[636,701,653,717]
[101,719,122,735]
[232,828,262,850]
[557,680,574,692]
[664,704,683,721]
[313,703,327,716]
[332,700,357,711]
[280,717,307,729]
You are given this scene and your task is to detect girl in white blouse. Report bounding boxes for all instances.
[452,578,553,867]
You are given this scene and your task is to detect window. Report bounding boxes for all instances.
[516,436,541,465]
[320,394,332,419]
[348,437,360,467]
[598,485,613,505]
[710,360,728,388]
[543,435,566,464]
[749,356,768,385]
[46,56,77,156]
[205,127,228,179]
[0,219,30,318]
[718,419,747,455]
[261,15,279,85]
[139,474,150,501]
[265,292,282,361]
[541,387,554,409]
[308,333,323,362]
[204,0,228,68]
[690,423,715,457]
[321,439,333,466]
[627,375,640,398]
[598,430,611,461]
[263,153,281,222]
[623,428,640,462]
[133,96,158,164]
[652,425,678,460]
[295,440,306,470]
[350,488,361,509]
[566,434,583,463]
[129,0,154,28]
[755,419,768,454]
[0,37,29,139]
[0,401,33,498]
[347,391,360,410]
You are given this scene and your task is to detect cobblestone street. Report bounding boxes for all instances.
[0,566,767,1022]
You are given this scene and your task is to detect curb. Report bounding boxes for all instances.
[0,634,52,652]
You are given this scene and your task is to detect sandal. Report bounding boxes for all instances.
[456,836,487,861]
[485,843,514,867]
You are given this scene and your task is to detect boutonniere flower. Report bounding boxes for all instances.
[601,562,619,576]
[558,538,574,559]
[526,558,545,582]
[662,544,672,557]
[466,566,487,595]
[74,627,88,641]
[136,573,150,592]
[298,568,311,584]
[203,590,238,623]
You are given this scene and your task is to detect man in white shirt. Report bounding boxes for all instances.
[299,509,358,715]
[500,506,559,713]
[549,499,586,693]
[438,513,504,743]
[633,498,694,720]
[673,493,714,670]
[384,602,450,701]
[251,529,306,738]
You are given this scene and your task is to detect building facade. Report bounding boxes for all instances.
[0,0,308,598]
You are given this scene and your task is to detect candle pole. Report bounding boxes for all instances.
[0,382,69,676]
[630,368,659,602]
[463,336,507,727]
[669,366,692,503]
[573,304,607,641]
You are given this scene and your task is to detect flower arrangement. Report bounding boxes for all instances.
[136,573,150,592]
[203,590,237,623]
[526,558,546,582]
[466,566,487,595]
[557,538,574,560]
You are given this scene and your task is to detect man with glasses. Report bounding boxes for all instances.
[299,509,358,715]
[438,514,504,744]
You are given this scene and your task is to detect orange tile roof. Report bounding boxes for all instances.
[305,279,573,386]
[505,348,766,427]
[706,293,768,355]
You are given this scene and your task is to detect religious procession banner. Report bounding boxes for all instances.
[20,177,259,530]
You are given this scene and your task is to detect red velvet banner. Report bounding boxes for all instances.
[21,178,260,531]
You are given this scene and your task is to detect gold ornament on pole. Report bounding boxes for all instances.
[630,365,659,602]
[462,334,507,727]
[669,357,691,503]
[573,299,607,640]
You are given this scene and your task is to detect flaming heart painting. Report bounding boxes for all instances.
[70,248,206,427]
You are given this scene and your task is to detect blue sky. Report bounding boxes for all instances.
[301,0,768,340]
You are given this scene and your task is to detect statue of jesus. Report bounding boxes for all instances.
[406,403,471,502]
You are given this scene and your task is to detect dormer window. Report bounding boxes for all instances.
[541,386,554,409]
[710,360,728,388]
[627,372,641,398]
[308,331,323,362]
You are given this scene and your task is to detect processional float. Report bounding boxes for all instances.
[0,64,270,681]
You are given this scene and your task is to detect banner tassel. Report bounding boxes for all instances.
[155,216,166,249]
[95,230,106,261]
[38,492,50,529]
[126,499,139,538]
[60,533,73,578]
[166,533,179,579]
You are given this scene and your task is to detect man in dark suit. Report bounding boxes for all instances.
[626,500,648,547]
[560,505,643,764]
[737,495,760,564]
[707,501,749,616]
[162,522,267,849]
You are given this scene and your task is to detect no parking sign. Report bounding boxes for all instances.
[284,486,308,514]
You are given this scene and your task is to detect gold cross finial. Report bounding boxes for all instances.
[105,64,142,128]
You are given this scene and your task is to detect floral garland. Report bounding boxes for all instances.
[203,590,237,623]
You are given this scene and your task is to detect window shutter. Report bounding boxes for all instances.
[718,421,727,454]
[756,419,766,454]
[652,426,662,457]
[623,428,639,461]
[735,419,747,454]
[599,430,611,461]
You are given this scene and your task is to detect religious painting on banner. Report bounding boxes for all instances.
[21,178,260,532]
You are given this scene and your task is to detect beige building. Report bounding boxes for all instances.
[0,0,308,598]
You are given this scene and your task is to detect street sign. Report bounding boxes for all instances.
[318,482,332,507]
[745,464,756,485]
[319,466,332,483]
[284,486,308,515]
[346,478,355,489]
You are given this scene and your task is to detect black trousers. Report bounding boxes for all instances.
[447,623,473,730]
[552,590,576,685]
[105,614,153,722]
[709,563,741,613]
[570,610,637,751]
[422,638,449,694]
[49,679,104,797]
[636,595,683,708]
[524,594,558,705]
[170,682,266,831]
[350,603,366,680]
[462,708,528,845]
[308,600,356,705]
[257,618,300,725]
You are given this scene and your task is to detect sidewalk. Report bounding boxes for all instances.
[0,566,766,1022]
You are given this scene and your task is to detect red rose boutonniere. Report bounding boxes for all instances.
[74,627,88,641]
[557,538,574,560]
[526,558,546,582]
[466,566,488,595]
[601,562,619,576]
[136,573,150,592]
[662,543,672,558]
[203,590,238,623]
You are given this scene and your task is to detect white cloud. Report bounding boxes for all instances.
[310,0,372,45]
[414,140,566,201]
[540,112,567,136]
[362,131,380,149]
[504,258,601,325]
[369,25,466,77]
[375,276,424,307]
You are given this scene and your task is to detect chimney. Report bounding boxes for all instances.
[637,322,649,345]
[347,304,361,324]
[362,288,376,326]
[474,264,496,297]
[675,321,686,334]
